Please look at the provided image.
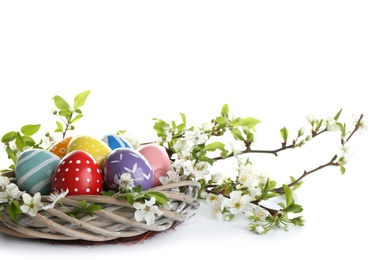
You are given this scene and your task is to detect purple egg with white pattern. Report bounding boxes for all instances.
[102,147,153,191]
[102,134,133,150]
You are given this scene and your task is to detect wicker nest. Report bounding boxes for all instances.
[0,171,200,244]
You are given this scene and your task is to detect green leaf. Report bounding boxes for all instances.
[8,201,23,221]
[260,178,275,200]
[20,124,41,136]
[215,115,227,126]
[1,131,17,143]
[133,185,142,193]
[58,110,72,118]
[221,104,229,117]
[283,184,293,208]
[340,122,347,138]
[334,108,343,121]
[126,192,135,205]
[231,127,244,141]
[74,108,82,114]
[340,165,346,174]
[146,191,169,206]
[56,121,64,132]
[280,127,289,142]
[23,136,36,147]
[70,113,83,124]
[153,119,168,137]
[230,117,261,129]
[85,202,101,215]
[52,95,71,112]
[101,190,116,196]
[73,90,91,109]
[315,119,323,132]
[287,204,303,213]
[205,141,226,152]
[78,200,87,209]
[278,202,286,210]
[177,112,187,132]
[289,176,303,190]
[15,132,24,151]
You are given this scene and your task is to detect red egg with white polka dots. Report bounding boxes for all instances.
[51,150,103,196]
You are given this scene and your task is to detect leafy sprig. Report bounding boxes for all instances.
[102,185,169,207]
[1,90,91,172]
[52,90,90,138]
[1,124,42,171]
[66,200,102,219]
[152,103,365,234]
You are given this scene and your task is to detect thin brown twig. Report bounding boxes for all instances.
[271,154,339,194]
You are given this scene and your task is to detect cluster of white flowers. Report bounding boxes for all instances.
[158,126,212,180]
[0,175,68,217]
[115,172,135,192]
[115,173,165,226]
[204,157,270,222]
[133,197,164,225]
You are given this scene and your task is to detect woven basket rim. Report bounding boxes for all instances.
[0,170,201,243]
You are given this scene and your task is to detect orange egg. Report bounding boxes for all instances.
[49,136,73,158]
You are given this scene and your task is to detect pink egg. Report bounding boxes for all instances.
[138,144,172,187]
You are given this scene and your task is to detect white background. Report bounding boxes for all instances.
[0,1,389,259]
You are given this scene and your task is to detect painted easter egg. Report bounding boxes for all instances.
[103,147,153,191]
[51,150,103,196]
[102,134,133,150]
[15,149,61,195]
[49,136,73,158]
[138,143,172,187]
[67,135,111,168]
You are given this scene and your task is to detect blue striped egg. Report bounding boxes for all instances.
[102,134,133,150]
[15,149,61,195]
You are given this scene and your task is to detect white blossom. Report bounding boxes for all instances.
[0,176,10,189]
[159,170,179,185]
[116,173,135,191]
[172,138,190,157]
[43,189,69,210]
[211,173,223,183]
[206,193,225,220]
[353,114,367,133]
[306,114,318,125]
[237,167,255,188]
[298,127,305,137]
[177,159,209,178]
[224,190,251,215]
[192,161,210,179]
[284,223,291,231]
[120,131,141,149]
[245,206,268,221]
[181,159,196,176]
[163,121,174,142]
[229,141,246,156]
[325,117,340,132]
[134,197,164,225]
[0,183,24,203]
[185,127,208,145]
[20,192,43,216]
[255,225,266,234]
[202,121,214,131]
